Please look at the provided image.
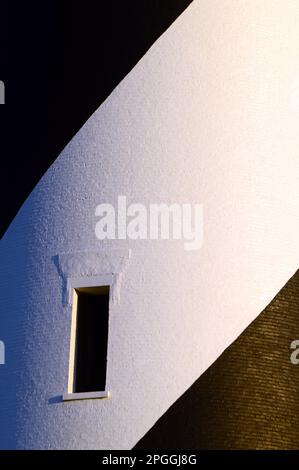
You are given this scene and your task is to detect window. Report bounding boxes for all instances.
[64,285,110,401]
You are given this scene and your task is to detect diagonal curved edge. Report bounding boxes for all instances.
[0,0,193,239]
[135,269,299,450]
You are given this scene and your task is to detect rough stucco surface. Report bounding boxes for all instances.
[0,0,299,449]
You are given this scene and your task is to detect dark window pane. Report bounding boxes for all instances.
[74,287,109,393]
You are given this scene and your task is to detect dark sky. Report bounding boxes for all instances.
[0,0,192,239]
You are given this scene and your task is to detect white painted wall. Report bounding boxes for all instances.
[1,0,299,449]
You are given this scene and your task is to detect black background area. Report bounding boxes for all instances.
[0,0,193,238]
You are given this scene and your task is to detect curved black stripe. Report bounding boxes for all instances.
[1,0,193,238]
[135,270,299,450]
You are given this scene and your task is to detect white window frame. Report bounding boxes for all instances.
[63,274,113,402]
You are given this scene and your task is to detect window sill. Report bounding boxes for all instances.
[62,390,110,401]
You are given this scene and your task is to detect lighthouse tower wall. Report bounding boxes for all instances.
[1,0,299,449]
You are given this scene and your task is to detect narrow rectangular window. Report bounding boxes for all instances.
[72,286,109,393]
